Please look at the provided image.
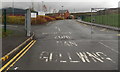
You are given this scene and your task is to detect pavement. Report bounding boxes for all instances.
[77,20,120,31]
[8,20,119,70]
[2,25,28,56]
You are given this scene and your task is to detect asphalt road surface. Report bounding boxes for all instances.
[10,20,119,70]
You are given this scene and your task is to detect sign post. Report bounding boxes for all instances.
[4,9,6,33]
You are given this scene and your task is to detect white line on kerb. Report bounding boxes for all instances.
[99,42,119,54]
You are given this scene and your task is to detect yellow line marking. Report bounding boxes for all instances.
[1,57,5,61]
[0,40,34,72]
[5,40,36,71]
[117,34,120,36]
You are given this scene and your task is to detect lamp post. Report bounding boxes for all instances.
[61,6,64,18]
[61,6,64,10]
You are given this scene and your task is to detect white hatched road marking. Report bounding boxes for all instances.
[99,42,119,54]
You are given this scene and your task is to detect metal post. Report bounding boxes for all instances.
[25,14,27,30]
[91,8,93,40]
[4,9,6,32]
[26,9,31,36]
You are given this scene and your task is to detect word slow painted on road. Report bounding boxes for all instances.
[56,41,78,47]
[39,51,115,63]
[42,32,72,35]
[54,35,71,40]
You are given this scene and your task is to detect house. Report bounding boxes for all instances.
[57,10,70,19]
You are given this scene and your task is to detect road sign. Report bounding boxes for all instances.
[31,13,37,18]
[38,12,45,15]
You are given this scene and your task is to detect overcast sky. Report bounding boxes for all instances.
[1,0,120,13]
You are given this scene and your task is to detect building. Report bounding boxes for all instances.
[2,7,38,16]
[97,8,120,15]
[70,12,96,19]
[57,10,70,19]
[2,7,26,16]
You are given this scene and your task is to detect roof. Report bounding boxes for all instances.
[2,7,25,11]
[58,10,68,13]
[1,7,38,15]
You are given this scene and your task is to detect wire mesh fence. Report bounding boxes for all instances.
[83,8,119,28]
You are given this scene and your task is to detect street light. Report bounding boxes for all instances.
[61,6,64,10]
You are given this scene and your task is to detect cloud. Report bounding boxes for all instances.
[1,0,119,12]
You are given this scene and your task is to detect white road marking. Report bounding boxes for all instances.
[86,52,104,63]
[49,53,53,61]
[58,28,61,31]
[55,35,71,39]
[69,32,72,34]
[96,52,105,59]
[76,52,86,62]
[68,53,80,63]
[40,51,46,59]
[70,61,80,63]
[69,41,78,47]
[55,26,61,31]
[56,41,59,43]
[59,54,62,57]
[39,51,115,63]
[64,41,71,46]
[45,59,48,62]
[54,32,57,34]
[106,57,116,63]
[60,61,67,63]
[99,42,119,54]
[76,52,90,63]
[14,67,19,70]
[55,26,58,29]
[40,51,49,62]
[43,32,71,35]
[64,41,78,47]
[68,53,72,61]
[42,33,47,35]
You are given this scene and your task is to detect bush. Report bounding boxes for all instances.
[38,15,56,21]
[6,16,25,24]
[55,17,64,20]
[2,15,64,25]
[31,16,47,24]
[32,15,56,24]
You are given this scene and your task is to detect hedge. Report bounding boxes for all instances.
[2,15,64,25]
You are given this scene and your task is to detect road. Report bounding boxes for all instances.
[9,20,118,70]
